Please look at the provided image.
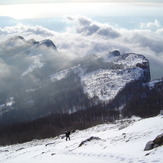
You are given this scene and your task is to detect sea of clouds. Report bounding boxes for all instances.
[0,16,163,79]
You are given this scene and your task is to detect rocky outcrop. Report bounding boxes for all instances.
[144,133,163,151]
[110,50,120,56]
[79,136,101,147]
[144,141,154,151]
[153,133,163,147]
[36,39,57,50]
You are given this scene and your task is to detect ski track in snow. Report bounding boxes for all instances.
[0,116,163,163]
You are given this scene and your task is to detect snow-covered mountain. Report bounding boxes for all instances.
[81,53,150,101]
[0,115,162,163]
[0,36,163,143]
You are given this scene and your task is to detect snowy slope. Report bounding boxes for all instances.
[21,55,44,76]
[81,53,149,101]
[0,115,162,163]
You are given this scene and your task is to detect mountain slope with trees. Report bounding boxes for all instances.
[0,36,162,145]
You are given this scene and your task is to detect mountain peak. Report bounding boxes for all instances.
[27,38,39,45]
[5,36,57,51]
[110,50,120,57]
[38,39,57,50]
[10,36,25,41]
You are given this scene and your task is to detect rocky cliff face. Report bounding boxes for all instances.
[122,78,163,117]
[0,36,161,126]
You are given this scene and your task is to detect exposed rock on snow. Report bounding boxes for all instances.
[144,141,154,151]
[153,133,163,147]
[79,136,102,147]
[144,133,163,151]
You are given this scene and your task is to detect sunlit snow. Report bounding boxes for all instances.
[81,53,147,101]
[0,115,162,163]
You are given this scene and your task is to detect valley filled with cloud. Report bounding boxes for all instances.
[0,15,163,80]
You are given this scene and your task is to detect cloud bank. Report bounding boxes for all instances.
[0,0,163,5]
[0,16,163,79]
[140,19,161,29]
[0,24,54,37]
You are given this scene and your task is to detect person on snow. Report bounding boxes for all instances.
[65,131,70,141]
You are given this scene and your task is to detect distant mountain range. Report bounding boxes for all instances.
[0,36,162,127]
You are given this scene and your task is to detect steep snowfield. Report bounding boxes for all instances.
[81,53,147,101]
[0,115,162,163]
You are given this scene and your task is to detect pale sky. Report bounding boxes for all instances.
[0,0,163,5]
[0,0,163,80]
[0,2,163,19]
[0,0,163,19]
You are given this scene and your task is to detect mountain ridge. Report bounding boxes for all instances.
[0,36,163,144]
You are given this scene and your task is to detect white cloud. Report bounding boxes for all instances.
[0,16,163,79]
[0,59,10,79]
[157,28,163,35]
[67,16,120,38]
[0,24,55,37]
[140,19,161,29]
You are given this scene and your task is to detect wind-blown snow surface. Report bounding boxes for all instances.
[0,115,162,163]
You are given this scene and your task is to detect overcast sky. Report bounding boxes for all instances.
[0,0,163,79]
[1,2,163,19]
[0,0,163,5]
